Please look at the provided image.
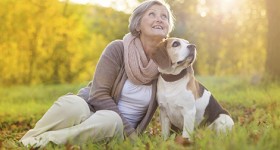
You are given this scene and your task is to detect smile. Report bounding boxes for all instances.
[152,25,163,29]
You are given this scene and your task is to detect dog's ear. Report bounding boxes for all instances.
[150,40,172,69]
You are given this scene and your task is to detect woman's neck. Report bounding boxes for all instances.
[140,36,164,59]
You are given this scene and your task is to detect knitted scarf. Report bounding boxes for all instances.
[123,33,159,85]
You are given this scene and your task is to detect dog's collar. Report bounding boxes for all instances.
[160,69,188,82]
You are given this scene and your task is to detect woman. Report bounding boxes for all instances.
[20,0,174,148]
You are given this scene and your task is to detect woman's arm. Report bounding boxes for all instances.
[87,40,135,137]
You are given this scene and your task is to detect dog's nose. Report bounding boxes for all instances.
[187,44,196,51]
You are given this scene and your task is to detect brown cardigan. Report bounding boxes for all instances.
[77,40,158,137]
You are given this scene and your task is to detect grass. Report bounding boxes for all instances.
[0,76,280,149]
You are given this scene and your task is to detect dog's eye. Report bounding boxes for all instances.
[172,41,180,47]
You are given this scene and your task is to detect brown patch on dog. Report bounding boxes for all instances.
[150,39,172,69]
[186,66,204,100]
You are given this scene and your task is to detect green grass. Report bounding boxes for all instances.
[0,83,87,119]
[1,76,280,149]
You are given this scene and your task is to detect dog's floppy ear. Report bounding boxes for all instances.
[150,39,172,69]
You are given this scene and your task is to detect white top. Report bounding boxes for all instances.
[118,79,152,128]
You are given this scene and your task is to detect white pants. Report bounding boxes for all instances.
[20,95,124,148]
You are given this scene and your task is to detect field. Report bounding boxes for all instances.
[0,76,280,149]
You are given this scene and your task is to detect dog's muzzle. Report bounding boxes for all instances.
[177,44,196,65]
[187,44,196,63]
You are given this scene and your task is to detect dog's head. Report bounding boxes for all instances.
[151,38,196,74]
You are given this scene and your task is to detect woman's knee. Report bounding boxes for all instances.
[98,110,122,124]
[95,110,123,133]
[55,95,91,123]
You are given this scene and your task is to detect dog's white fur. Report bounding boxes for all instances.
[151,38,234,140]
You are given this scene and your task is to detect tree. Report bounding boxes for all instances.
[167,0,267,76]
[265,0,280,80]
[0,0,129,85]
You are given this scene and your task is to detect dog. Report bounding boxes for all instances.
[150,38,234,141]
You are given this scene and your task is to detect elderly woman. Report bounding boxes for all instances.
[20,0,175,148]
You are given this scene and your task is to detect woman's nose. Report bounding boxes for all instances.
[156,15,163,22]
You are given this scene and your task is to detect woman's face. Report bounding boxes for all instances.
[138,4,170,40]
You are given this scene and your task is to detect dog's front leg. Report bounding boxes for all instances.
[159,106,171,140]
[182,106,196,139]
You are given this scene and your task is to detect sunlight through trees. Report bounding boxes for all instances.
[0,0,278,85]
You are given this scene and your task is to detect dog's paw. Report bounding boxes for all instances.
[175,136,192,146]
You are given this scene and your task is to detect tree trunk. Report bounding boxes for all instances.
[265,0,280,80]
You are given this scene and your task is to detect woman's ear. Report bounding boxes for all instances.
[136,24,141,32]
[150,39,171,70]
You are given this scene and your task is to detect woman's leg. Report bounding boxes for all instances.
[20,95,91,146]
[23,110,124,148]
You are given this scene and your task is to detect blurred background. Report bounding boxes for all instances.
[0,0,279,86]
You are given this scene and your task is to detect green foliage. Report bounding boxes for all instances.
[0,0,276,85]
[168,0,267,77]
[86,6,130,41]
[0,0,128,85]
[1,77,280,149]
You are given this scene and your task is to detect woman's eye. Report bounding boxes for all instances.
[161,14,168,20]
[172,41,180,47]
[149,12,155,17]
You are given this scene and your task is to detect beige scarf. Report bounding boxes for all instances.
[123,33,159,85]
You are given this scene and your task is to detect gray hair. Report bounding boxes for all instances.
[129,0,175,37]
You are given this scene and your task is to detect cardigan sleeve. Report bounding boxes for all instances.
[87,40,136,136]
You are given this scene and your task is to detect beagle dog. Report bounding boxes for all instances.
[150,38,234,141]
